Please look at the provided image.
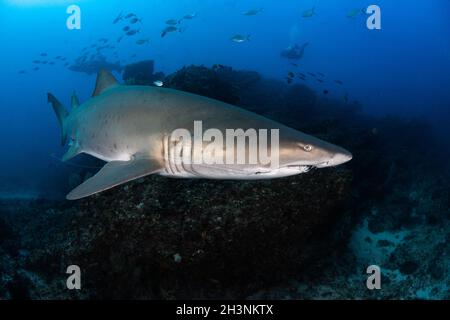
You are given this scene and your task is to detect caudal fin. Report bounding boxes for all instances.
[48,93,68,145]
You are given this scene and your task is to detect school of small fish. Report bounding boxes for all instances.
[21,5,354,102]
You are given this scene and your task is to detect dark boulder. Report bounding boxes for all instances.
[122,60,164,86]
[165,65,242,104]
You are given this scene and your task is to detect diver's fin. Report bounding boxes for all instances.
[62,142,82,162]
[66,157,162,200]
[92,69,119,97]
[71,91,80,109]
[48,93,68,146]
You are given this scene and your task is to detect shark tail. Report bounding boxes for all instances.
[48,93,69,146]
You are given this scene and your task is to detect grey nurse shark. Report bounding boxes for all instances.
[48,69,352,200]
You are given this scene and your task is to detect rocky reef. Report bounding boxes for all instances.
[163,64,254,105]
[248,159,449,299]
[0,64,448,300]
[0,170,350,299]
[122,60,165,86]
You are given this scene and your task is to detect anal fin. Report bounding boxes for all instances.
[66,157,162,200]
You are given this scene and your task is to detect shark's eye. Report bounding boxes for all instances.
[303,145,313,152]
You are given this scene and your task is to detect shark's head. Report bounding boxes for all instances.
[277,130,352,171]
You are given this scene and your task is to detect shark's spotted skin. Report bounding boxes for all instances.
[48,69,352,200]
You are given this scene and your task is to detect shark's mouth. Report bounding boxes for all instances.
[288,160,332,169]
[314,162,330,168]
[285,165,314,173]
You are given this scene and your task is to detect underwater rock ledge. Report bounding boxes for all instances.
[19,169,351,299]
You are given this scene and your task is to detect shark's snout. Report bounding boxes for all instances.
[332,149,353,165]
[316,148,353,168]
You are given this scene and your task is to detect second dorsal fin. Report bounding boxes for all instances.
[92,69,119,97]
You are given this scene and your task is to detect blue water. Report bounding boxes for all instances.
[0,0,449,197]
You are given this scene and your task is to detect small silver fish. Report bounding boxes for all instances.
[126,29,140,36]
[347,8,364,18]
[230,34,250,43]
[166,19,179,25]
[153,80,164,87]
[183,13,197,20]
[136,39,150,45]
[113,12,123,24]
[243,8,263,16]
[161,26,178,37]
[302,7,315,18]
[130,17,142,24]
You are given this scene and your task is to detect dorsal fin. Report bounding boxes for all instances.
[92,69,119,97]
[71,91,80,109]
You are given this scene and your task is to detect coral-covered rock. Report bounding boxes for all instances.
[165,65,243,104]
[122,60,164,86]
[22,168,351,299]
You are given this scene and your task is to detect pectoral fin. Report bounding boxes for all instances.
[66,157,162,200]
